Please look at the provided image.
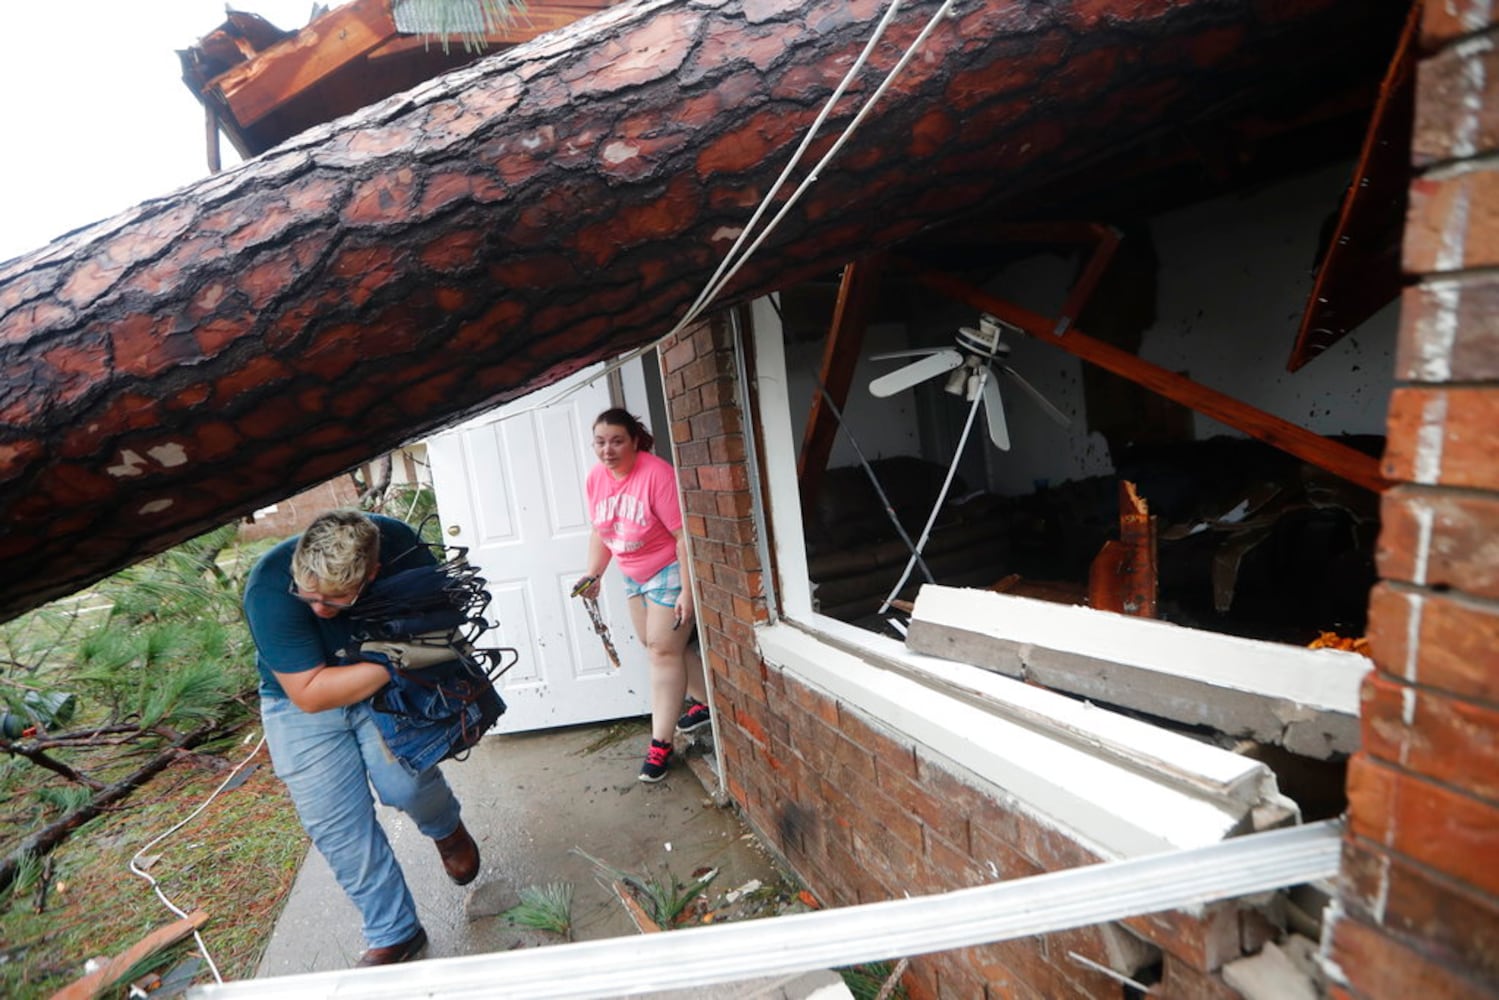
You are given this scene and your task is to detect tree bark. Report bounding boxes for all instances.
[0,0,1400,622]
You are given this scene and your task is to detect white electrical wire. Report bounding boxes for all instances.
[877,365,987,614]
[673,0,910,331]
[496,0,956,423]
[669,0,958,338]
[128,730,269,986]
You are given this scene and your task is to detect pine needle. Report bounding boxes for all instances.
[502,882,574,939]
[572,847,715,928]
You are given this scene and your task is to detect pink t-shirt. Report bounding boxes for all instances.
[586,451,683,584]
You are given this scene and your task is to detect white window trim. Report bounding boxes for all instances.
[746,294,1356,857]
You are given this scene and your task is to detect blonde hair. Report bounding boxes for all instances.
[292,510,378,594]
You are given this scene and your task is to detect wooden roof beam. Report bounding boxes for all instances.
[796,255,884,517]
[1288,0,1418,371]
[906,263,1389,495]
[205,0,398,128]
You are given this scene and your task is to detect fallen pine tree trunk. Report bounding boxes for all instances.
[0,0,1399,622]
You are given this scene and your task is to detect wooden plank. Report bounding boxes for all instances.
[1288,0,1418,372]
[973,222,1121,336]
[1055,224,1121,335]
[207,0,398,128]
[203,104,221,175]
[611,880,663,934]
[796,254,883,516]
[907,264,1389,494]
[49,910,208,1000]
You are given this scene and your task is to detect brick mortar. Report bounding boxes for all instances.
[1342,4,1499,964]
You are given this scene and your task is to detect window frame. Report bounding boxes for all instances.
[743,294,1363,855]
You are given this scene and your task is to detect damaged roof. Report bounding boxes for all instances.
[179,0,618,159]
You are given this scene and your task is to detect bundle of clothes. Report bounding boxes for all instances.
[341,549,513,771]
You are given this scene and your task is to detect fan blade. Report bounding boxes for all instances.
[1000,366,1072,428]
[868,349,963,397]
[870,348,948,361]
[979,370,1011,450]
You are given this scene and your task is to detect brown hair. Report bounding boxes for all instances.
[594,408,654,452]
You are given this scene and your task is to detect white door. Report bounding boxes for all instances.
[427,364,651,732]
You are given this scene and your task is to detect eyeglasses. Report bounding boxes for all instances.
[288,580,366,611]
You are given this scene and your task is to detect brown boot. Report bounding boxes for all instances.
[356,926,427,967]
[434,821,480,885]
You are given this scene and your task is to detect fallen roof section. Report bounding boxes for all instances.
[179,0,617,159]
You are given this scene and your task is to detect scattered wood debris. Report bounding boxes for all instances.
[49,909,207,1000]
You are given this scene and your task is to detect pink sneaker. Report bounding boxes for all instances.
[639,738,673,783]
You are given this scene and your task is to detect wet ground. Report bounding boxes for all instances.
[255,719,822,983]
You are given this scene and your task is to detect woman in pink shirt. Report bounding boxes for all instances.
[574,409,710,781]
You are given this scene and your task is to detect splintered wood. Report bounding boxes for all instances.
[1088,480,1158,617]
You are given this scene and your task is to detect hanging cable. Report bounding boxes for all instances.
[669,0,959,337]
[877,365,986,614]
[127,730,269,986]
[815,382,935,585]
[494,0,956,423]
[674,0,909,330]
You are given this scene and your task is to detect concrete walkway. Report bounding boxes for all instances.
[255,719,848,997]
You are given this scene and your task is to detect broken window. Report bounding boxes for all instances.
[774,159,1393,654]
[747,157,1396,838]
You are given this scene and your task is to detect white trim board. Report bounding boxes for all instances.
[904,585,1365,758]
[758,622,1296,858]
[810,616,1284,808]
[910,585,1365,712]
[193,821,1341,1000]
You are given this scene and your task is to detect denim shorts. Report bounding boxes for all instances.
[625,561,682,608]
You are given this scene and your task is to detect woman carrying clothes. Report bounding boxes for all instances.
[575,408,710,782]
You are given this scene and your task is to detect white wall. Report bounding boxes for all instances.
[1147,164,1397,442]
[783,321,925,468]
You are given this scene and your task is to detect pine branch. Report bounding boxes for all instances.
[0,738,106,791]
[0,721,218,894]
[9,722,142,742]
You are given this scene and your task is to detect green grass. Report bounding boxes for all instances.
[574,847,717,929]
[0,745,304,998]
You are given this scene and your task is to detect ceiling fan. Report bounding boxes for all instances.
[868,314,1072,449]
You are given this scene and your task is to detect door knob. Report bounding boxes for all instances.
[447,524,461,536]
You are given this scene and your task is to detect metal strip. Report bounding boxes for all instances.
[192,821,1341,999]
[731,306,780,624]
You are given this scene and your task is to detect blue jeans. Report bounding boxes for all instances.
[261,696,462,948]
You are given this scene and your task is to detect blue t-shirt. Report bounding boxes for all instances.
[243,515,436,699]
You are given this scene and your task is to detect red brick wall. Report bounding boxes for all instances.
[1329,4,1499,997]
[664,314,1257,997]
[236,476,360,543]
